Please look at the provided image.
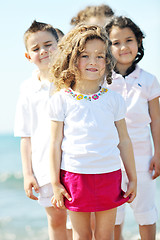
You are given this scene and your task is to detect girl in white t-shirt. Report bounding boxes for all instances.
[105,16,160,240]
[49,24,137,240]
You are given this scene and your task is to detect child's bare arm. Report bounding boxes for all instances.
[115,119,137,203]
[149,97,160,179]
[21,137,39,200]
[50,121,71,209]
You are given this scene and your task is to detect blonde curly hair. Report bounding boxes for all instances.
[50,24,114,92]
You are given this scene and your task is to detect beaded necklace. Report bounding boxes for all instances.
[65,87,108,101]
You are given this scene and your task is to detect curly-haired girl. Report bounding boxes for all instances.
[49,24,137,240]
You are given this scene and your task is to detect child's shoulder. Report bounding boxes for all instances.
[19,69,40,94]
[107,87,123,98]
[50,89,66,102]
[138,66,158,83]
[20,77,33,92]
[104,88,125,106]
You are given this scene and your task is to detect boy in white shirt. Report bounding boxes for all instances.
[14,20,71,240]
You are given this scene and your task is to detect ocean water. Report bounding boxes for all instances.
[0,134,160,240]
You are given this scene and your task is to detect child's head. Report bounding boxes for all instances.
[50,24,114,91]
[70,4,114,27]
[24,20,59,71]
[105,16,145,70]
[24,20,59,50]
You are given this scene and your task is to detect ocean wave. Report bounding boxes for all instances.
[0,172,23,189]
[0,216,12,226]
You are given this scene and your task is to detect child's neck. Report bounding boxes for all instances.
[115,63,136,77]
[116,63,133,76]
[38,69,50,82]
[73,81,101,95]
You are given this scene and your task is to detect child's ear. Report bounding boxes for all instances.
[25,52,32,62]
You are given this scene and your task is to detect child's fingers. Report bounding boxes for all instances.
[56,199,65,209]
[63,191,72,202]
[124,184,136,203]
[51,197,59,208]
[149,161,154,172]
[26,188,38,200]
[51,196,65,209]
[33,183,39,193]
[51,187,72,208]
[152,170,160,179]
[127,192,136,203]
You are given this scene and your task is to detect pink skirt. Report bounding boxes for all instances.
[60,169,129,212]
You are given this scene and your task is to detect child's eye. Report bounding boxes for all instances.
[45,44,52,47]
[97,55,105,59]
[112,42,119,46]
[81,55,88,58]
[33,48,39,52]
[127,39,133,42]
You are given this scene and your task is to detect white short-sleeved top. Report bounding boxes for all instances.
[105,65,160,171]
[14,70,51,187]
[49,88,126,174]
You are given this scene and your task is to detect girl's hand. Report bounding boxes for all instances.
[124,180,137,203]
[149,155,160,179]
[51,183,72,209]
[24,175,39,200]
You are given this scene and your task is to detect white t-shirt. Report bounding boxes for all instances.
[49,87,126,174]
[105,65,160,171]
[14,70,51,187]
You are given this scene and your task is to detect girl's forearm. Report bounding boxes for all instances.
[149,97,160,157]
[118,138,137,182]
[150,118,160,158]
[50,121,64,186]
[20,137,33,176]
[50,144,62,185]
[115,119,137,182]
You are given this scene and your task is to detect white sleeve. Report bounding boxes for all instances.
[114,93,126,121]
[148,76,160,101]
[14,92,31,137]
[49,92,65,122]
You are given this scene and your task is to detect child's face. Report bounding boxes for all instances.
[25,31,57,71]
[109,26,138,69]
[77,39,106,83]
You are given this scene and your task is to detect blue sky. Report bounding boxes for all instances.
[1,0,160,134]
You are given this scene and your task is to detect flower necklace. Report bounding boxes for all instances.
[65,87,108,101]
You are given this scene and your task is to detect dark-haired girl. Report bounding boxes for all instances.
[105,16,160,240]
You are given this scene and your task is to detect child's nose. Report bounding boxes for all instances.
[90,57,97,65]
[40,47,47,55]
[121,43,127,50]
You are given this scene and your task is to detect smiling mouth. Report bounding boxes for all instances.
[86,68,98,72]
[41,56,49,60]
[120,52,130,56]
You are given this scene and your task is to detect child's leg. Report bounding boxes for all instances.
[114,225,124,240]
[114,171,127,240]
[94,208,117,240]
[91,212,96,239]
[139,223,156,240]
[131,172,158,240]
[45,207,69,240]
[68,211,92,240]
[38,183,72,240]
[114,205,125,240]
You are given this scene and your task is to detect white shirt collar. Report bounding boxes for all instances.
[31,69,50,92]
